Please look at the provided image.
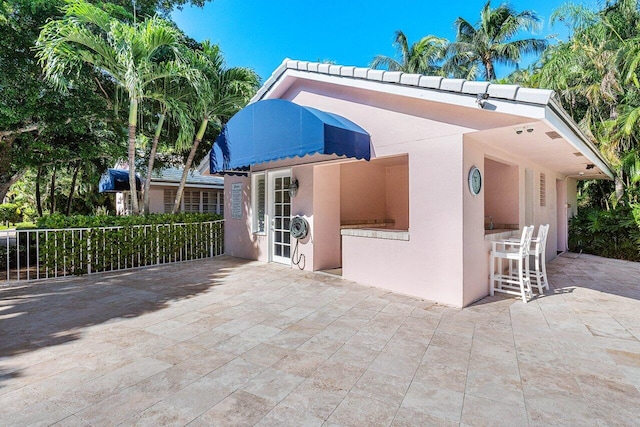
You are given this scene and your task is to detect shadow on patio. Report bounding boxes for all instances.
[0,256,249,361]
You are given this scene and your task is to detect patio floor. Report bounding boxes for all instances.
[1,253,639,426]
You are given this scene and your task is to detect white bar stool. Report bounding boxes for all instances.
[490,225,535,303]
[530,224,550,294]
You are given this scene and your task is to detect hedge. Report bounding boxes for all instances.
[5,213,224,277]
[569,205,640,262]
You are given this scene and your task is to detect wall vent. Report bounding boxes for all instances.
[545,131,562,140]
[573,152,584,156]
[539,173,546,207]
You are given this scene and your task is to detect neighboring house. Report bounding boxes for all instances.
[203,59,613,308]
[145,167,223,214]
[102,167,223,215]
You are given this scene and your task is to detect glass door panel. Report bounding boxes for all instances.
[270,172,291,264]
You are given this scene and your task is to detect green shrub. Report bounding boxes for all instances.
[0,203,23,224]
[569,205,640,261]
[34,212,222,230]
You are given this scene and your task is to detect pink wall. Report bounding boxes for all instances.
[385,164,409,230]
[291,164,314,270]
[484,158,518,226]
[223,176,265,261]
[148,187,165,214]
[313,164,342,270]
[342,135,465,307]
[340,162,386,222]
[462,140,491,306]
[463,135,572,306]
[556,179,568,252]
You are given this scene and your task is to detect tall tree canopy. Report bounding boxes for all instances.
[371,30,447,75]
[445,1,547,80]
[536,0,640,201]
[36,0,195,214]
[0,0,123,202]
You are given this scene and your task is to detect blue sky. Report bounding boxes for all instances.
[172,0,593,82]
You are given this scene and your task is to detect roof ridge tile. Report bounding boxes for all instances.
[258,58,554,106]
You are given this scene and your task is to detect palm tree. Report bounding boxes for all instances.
[171,42,259,214]
[371,30,447,75]
[538,0,640,202]
[141,73,196,214]
[445,1,547,81]
[36,0,188,214]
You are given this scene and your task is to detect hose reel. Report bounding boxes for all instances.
[290,215,308,269]
[290,215,309,240]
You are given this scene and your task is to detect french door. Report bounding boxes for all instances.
[269,170,292,265]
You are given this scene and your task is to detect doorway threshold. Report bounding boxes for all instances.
[318,268,342,277]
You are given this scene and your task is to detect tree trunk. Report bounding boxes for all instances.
[50,166,56,214]
[128,99,140,215]
[143,112,165,215]
[36,166,43,217]
[172,119,209,214]
[66,161,81,216]
[0,136,15,203]
[485,60,496,81]
[0,125,39,202]
[615,168,625,204]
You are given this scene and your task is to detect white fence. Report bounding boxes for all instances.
[1,220,224,283]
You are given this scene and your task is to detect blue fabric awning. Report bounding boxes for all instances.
[99,168,142,193]
[210,99,371,174]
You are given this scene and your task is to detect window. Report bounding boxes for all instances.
[539,173,546,207]
[215,191,223,214]
[202,191,223,214]
[203,191,213,213]
[183,190,200,213]
[252,173,266,233]
[163,189,176,213]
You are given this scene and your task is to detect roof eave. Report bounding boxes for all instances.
[546,99,615,179]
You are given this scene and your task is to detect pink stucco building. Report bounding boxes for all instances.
[202,59,613,308]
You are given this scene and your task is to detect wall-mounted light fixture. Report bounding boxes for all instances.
[476,93,489,109]
[289,178,299,198]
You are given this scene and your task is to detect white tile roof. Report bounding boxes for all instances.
[251,59,555,106]
[150,167,223,187]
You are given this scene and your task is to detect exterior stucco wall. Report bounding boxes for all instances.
[291,164,314,271]
[463,135,570,306]
[484,158,519,226]
[223,176,265,261]
[313,164,342,271]
[462,139,490,307]
[567,178,578,219]
[340,162,386,223]
[148,187,165,213]
[385,164,410,230]
[285,86,468,306]
[342,135,465,307]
